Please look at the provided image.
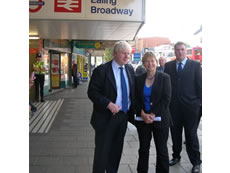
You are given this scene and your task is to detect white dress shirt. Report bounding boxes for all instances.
[112,60,131,111]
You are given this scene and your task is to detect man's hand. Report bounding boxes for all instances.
[107,102,120,116]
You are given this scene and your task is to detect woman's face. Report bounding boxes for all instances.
[143,56,157,72]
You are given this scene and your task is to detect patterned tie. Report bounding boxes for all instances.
[119,67,128,113]
[178,62,183,73]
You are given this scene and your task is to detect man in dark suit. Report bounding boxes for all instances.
[164,42,202,173]
[88,41,135,173]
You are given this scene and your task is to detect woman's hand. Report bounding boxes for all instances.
[141,109,155,124]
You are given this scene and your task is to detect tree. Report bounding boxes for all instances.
[104,48,113,62]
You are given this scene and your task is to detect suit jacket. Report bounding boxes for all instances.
[164,58,202,110]
[135,72,172,128]
[87,61,135,132]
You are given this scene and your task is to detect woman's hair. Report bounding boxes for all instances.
[112,41,132,56]
[142,51,158,64]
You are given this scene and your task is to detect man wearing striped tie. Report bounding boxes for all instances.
[88,41,135,173]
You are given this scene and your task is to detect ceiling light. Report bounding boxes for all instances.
[29,35,40,39]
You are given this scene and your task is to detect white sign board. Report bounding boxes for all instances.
[29,0,144,22]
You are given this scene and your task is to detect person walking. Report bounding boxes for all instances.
[164,41,202,173]
[135,52,172,173]
[87,41,135,173]
[71,62,79,88]
[33,53,46,102]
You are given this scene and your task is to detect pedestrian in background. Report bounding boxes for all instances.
[157,56,166,72]
[33,53,46,102]
[87,41,135,173]
[29,72,37,115]
[164,41,202,173]
[135,63,146,76]
[71,62,79,88]
[135,52,172,173]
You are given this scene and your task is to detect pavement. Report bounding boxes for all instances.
[30,82,202,173]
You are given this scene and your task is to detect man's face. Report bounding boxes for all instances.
[159,58,166,67]
[114,48,131,66]
[37,57,41,61]
[175,44,187,62]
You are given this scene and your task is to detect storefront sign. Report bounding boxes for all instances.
[133,53,141,61]
[30,0,144,22]
[29,48,39,54]
[74,41,101,49]
[51,54,60,88]
[73,47,86,55]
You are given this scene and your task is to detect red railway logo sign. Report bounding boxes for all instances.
[54,0,81,13]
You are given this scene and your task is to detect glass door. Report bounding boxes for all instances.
[51,54,60,88]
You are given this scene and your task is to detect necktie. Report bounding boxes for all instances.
[178,62,183,73]
[119,67,128,113]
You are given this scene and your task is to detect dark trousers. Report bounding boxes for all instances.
[136,122,169,173]
[92,112,128,173]
[72,75,79,87]
[170,101,202,166]
[35,74,45,100]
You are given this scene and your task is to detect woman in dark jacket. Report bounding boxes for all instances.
[135,51,172,173]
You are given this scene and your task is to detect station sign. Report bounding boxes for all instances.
[133,53,141,61]
[30,0,144,22]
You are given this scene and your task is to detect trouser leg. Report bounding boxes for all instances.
[93,131,109,173]
[34,75,40,100]
[92,112,128,173]
[170,123,183,159]
[152,127,169,173]
[106,113,128,173]
[170,104,183,159]
[39,75,45,100]
[136,122,152,173]
[183,106,201,166]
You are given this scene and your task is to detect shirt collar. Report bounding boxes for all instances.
[176,57,188,65]
[112,60,125,69]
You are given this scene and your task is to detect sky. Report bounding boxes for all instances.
[137,0,202,46]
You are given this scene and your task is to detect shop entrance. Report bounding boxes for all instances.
[50,53,61,89]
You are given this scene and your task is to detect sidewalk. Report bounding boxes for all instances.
[30,82,202,173]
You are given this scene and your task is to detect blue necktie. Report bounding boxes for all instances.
[120,67,128,113]
[178,62,183,73]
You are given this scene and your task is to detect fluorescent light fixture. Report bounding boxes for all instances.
[29,35,40,39]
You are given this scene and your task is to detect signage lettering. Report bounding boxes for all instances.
[91,6,133,16]
[91,0,117,6]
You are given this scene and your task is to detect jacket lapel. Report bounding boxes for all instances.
[106,61,117,92]
[125,65,134,90]
[139,73,147,105]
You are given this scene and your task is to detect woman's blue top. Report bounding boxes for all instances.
[144,84,153,112]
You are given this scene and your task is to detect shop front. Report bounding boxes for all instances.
[44,40,72,91]
[72,44,89,82]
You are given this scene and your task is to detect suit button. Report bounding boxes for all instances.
[150,102,153,105]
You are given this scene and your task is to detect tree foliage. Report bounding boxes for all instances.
[104,48,113,62]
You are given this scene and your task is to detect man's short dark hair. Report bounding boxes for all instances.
[174,41,187,50]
